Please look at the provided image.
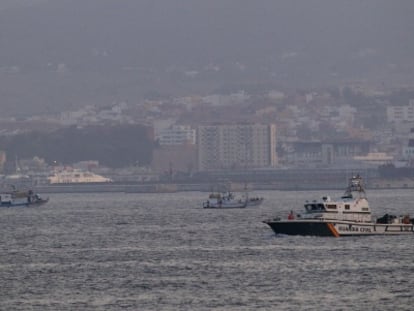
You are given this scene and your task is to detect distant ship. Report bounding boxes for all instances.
[48,168,113,184]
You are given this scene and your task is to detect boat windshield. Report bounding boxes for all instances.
[304,203,325,212]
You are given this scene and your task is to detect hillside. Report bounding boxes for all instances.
[0,124,155,168]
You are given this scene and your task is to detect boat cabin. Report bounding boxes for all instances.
[302,175,372,222]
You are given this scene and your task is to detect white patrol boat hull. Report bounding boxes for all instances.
[263,219,414,237]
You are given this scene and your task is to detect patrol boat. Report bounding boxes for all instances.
[263,175,414,237]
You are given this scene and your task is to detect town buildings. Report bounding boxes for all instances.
[1,85,414,183]
[387,100,414,123]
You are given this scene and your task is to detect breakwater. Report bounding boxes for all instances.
[34,177,414,194]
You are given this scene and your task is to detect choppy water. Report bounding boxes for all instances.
[1,189,413,310]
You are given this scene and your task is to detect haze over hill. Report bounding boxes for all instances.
[0,0,413,117]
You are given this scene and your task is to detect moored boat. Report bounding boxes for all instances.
[263,174,414,237]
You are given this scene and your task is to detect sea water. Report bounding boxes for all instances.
[0,189,413,310]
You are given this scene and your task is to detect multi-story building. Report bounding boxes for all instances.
[197,124,277,171]
[152,125,197,174]
[156,125,196,146]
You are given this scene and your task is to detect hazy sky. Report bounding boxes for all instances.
[0,0,413,116]
[1,0,413,66]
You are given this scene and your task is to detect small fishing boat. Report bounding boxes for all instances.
[263,174,414,237]
[203,191,247,209]
[0,188,49,207]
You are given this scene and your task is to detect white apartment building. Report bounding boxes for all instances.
[387,100,414,123]
[156,125,196,146]
[197,124,277,171]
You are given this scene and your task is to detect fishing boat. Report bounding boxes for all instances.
[203,191,247,209]
[263,174,414,237]
[0,188,49,207]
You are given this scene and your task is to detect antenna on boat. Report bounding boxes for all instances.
[343,173,366,199]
